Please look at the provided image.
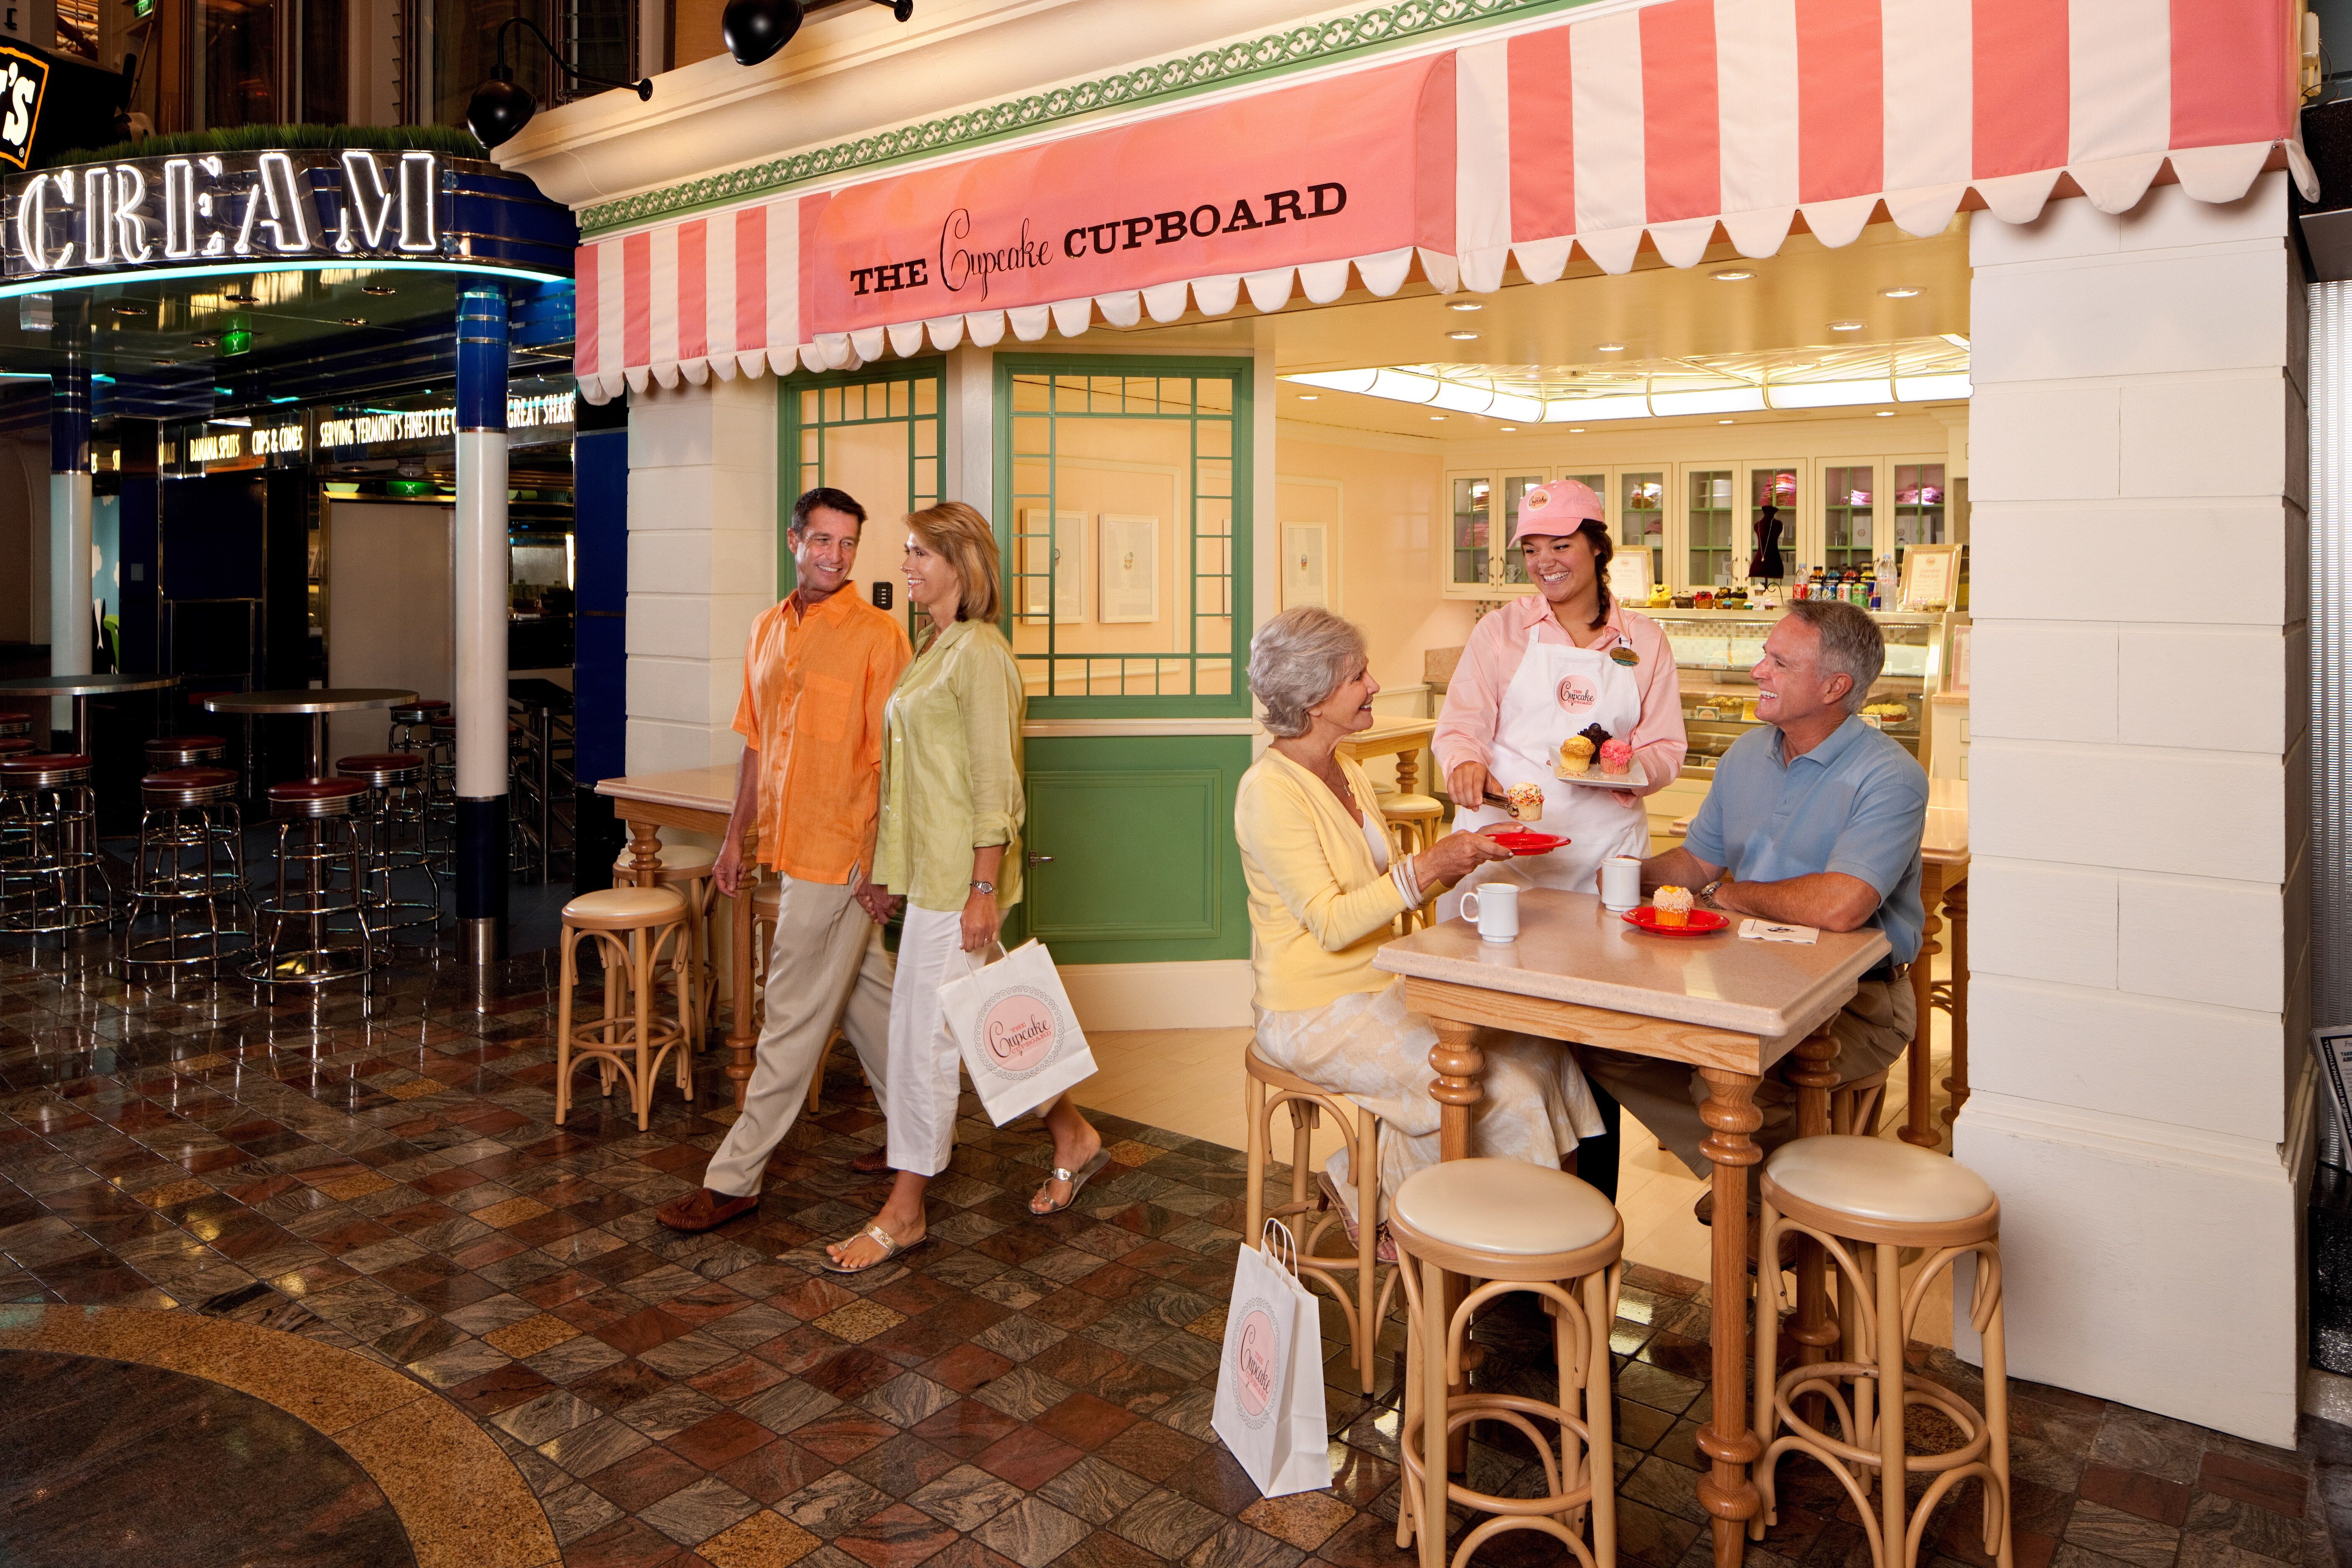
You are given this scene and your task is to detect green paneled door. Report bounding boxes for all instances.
[995,354,1254,970]
[1016,735,1250,965]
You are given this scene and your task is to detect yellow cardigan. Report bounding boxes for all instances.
[1235,747,1410,1013]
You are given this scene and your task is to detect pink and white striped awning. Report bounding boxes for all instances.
[574,0,2311,402]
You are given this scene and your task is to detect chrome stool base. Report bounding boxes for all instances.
[122,768,252,980]
[0,756,109,935]
[247,780,374,989]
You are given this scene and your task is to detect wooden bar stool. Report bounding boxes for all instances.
[1381,795,1446,930]
[1391,1158,1621,1568]
[614,838,717,1049]
[557,885,695,1130]
[1242,1044,1392,1394]
[1754,1137,2009,1568]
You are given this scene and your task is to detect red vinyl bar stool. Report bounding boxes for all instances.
[147,734,227,766]
[122,766,250,979]
[247,776,374,987]
[337,751,439,940]
[0,709,31,739]
[411,703,457,872]
[0,753,109,934]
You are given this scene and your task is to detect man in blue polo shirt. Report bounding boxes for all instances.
[1585,598,1928,1176]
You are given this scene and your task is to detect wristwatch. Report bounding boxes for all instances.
[969,879,996,895]
[1698,878,1725,906]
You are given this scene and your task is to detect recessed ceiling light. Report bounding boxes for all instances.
[1718,418,1735,424]
[1447,330,1479,341]
[1712,269,1754,282]
[222,291,257,305]
[1568,427,1586,434]
[1296,394,1318,401]
[191,335,218,348]
[341,317,367,327]
[109,304,144,317]
[1875,409,1896,417]
[1829,320,1865,331]
[1879,285,1921,299]
[1498,426,1517,433]
[1595,343,1626,353]
[1430,415,1447,421]
[1449,302,1483,312]
[361,284,396,297]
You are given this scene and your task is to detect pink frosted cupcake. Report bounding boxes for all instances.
[1599,739,1632,776]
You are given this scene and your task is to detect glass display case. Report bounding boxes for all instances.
[1645,606,1967,778]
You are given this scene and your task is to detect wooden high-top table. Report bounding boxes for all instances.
[595,767,759,1109]
[1375,889,1888,1568]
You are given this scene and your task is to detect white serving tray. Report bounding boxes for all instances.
[1553,755,1649,791]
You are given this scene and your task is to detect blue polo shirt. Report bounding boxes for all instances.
[1685,715,1928,964]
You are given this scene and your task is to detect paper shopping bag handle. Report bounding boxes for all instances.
[1259,1218,1299,1276]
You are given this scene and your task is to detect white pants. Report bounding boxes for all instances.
[884,904,990,1177]
[704,876,895,1197]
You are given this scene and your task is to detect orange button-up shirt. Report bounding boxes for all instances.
[732,588,912,885]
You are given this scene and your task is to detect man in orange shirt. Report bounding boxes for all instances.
[659,487,913,1233]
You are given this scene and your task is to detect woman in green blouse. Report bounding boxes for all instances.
[826,502,1108,1274]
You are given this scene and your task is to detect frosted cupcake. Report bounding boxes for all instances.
[1505,781,1545,818]
[1599,738,1632,776]
[1652,886,1694,928]
[1559,735,1594,776]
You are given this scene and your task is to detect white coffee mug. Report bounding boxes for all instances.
[1460,883,1521,943]
[1601,856,1643,911]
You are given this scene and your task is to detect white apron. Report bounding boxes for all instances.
[1441,623,1652,918]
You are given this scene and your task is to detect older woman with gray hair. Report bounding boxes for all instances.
[1236,607,1607,1256]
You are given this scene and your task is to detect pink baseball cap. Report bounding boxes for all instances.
[1511,478,1604,544]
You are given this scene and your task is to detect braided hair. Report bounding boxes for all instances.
[1578,517,1615,633]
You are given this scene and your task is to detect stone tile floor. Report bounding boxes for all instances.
[0,937,2345,1568]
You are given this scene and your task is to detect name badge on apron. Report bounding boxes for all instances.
[1610,646,1639,667]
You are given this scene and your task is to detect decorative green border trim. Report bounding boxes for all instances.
[578,0,1586,237]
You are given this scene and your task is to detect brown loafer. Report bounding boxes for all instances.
[656,1188,758,1233]
[851,1147,890,1176]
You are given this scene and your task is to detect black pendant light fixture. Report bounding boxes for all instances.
[723,0,910,67]
[467,15,653,151]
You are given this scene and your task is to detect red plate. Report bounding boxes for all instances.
[1489,829,1569,856]
[1621,907,1731,936]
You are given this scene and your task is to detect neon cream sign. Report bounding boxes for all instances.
[3,150,441,279]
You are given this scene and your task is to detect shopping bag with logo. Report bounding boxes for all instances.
[1212,1220,1333,1498]
[938,939,1100,1125]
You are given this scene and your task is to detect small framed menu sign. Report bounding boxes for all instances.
[1899,543,1960,611]
[1605,546,1652,605]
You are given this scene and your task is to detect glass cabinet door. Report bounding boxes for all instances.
[1687,469,1734,587]
[1620,471,1663,588]
[1748,466,1797,581]
[1823,463,1875,575]
[1893,463,1946,559]
[1498,473,1549,586]
[1449,476,1493,592]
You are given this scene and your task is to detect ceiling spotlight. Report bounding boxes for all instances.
[1498,426,1517,433]
[191,335,218,348]
[1879,285,1921,299]
[1828,320,1865,331]
[109,303,143,317]
[1296,394,1318,401]
[721,0,799,64]
[1447,330,1479,341]
[1711,269,1755,282]
[222,291,257,305]
[468,15,652,149]
[1875,409,1896,417]
[361,284,396,297]
[1718,418,1735,424]
[1595,343,1626,353]
[341,317,367,327]
[1430,415,1447,421]
[1568,427,1586,434]
[1449,301,1483,312]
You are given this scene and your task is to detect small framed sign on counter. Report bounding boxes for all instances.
[1899,544,1961,611]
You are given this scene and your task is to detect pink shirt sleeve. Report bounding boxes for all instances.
[1430,606,1530,779]
[1620,611,1687,797]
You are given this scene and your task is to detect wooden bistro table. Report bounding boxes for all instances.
[1335,715,1438,795]
[595,767,759,1109]
[1374,888,1888,1568]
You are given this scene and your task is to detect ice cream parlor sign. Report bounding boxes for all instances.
[806,52,1456,335]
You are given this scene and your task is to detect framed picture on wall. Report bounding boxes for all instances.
[1604,544,1651,605]
[1097,513,1159,624]
[1016,508,1086,622]
[1282,522,1330,609]
[1899,543,1960,611]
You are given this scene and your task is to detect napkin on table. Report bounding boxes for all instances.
[1738,918,1819,944]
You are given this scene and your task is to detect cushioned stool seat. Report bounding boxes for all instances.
[614,842,720,1052]
[336,751,425,777]
[564,885,687,929]
[148,734,227,764]
[1391,1157,1620,1256]
[557,885,694,1129]
[1765,1135,1994,1226]
[0,753,93,787]
[141,766,238,804]
[270,777,365,802]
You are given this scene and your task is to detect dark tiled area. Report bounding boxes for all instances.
[0,1347,417,1566]
[0,939,2345,1568]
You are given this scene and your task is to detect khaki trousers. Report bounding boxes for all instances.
[703,876,896,1197]
[1578,977,1915,1178]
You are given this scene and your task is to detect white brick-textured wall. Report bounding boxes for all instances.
[625,376,778,772]
[1957,173,2313,1446]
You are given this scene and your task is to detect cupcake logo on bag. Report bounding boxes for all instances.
[981,987,1060,1075]
[1232,1296,1283,1425]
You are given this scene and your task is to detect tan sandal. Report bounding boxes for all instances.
[823,1222,925,1275]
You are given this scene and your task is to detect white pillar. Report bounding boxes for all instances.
[1961,171,2312,1446]
[624,374,776,773]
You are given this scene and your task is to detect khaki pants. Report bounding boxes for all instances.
[1578,978,1915,1178]
[704,876,896,1198]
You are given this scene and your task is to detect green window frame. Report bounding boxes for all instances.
[777,357,946,606]
[994,354,1254,717]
